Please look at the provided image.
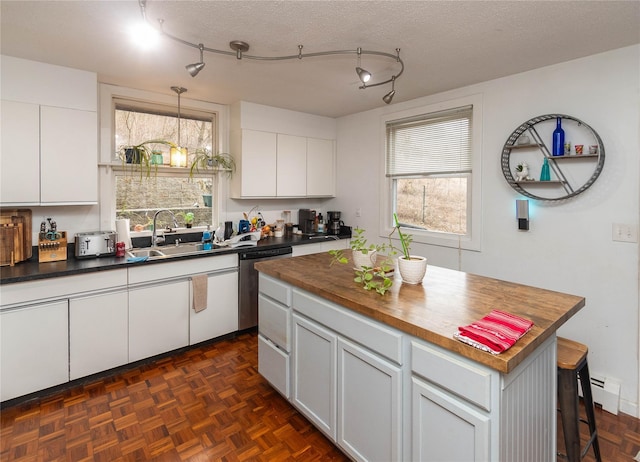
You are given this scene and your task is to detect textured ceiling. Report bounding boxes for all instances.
[1,0,639,118]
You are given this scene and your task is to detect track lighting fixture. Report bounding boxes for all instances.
[138,0,404,104]
[382,76,396,104]
[185,43,205,77]
[356,47,371,85]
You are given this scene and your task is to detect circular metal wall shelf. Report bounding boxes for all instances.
[501,114,605,201]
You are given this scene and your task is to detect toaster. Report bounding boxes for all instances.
[75,231,117,258]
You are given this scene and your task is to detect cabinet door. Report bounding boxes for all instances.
[0,100,40,204]
[232,129,277,198]
[291,242,324,257]
[412,376,490,462]
[69,290,128,380]
[0,300,69,401]
[338,338,402,462]
[40,106,98,204]
[129,280,189,362]
[306,138,335,197]
[292,313,337,439]
[189,270,238,345]
[276,134,307,197]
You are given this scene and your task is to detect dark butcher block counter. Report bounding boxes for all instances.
[255,250,585,373]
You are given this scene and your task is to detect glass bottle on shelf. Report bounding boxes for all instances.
[552,117,565,156]
[540,157,551,181]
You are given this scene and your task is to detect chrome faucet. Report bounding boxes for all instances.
[152,209,179,247]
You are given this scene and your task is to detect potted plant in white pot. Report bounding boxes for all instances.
[388,213,427,284]
[328,228,394,295]
[349,227,388,270]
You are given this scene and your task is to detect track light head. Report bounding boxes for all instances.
[382,89,395,104]
[186,62,205,77]
[383,75,396,104]
[186,43,206,77]
[356,67,371,84]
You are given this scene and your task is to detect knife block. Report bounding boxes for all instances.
[39,231,68,263]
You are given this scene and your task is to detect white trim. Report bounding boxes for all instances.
[379,94,483,251]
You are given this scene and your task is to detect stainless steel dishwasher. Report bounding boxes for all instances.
[238,246,292,330]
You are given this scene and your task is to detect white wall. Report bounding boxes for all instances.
[332,45,640,416]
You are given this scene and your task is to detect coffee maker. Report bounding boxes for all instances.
[298,209,316,234]
[327,211,343,235]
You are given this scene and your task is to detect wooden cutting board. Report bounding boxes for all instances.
[0,209,32,265]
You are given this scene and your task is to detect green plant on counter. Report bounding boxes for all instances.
[328,227,394,295]
[189,149,236,178]
[350,227,388,254]
[118,139,177,179]
[387,213,414,259]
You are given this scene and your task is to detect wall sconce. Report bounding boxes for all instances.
[516,199,529,230]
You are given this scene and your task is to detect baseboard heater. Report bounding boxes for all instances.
[579,373,620,415]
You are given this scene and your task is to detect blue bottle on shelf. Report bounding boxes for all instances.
[552,117,565,156]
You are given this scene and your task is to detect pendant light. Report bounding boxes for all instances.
[170,86,188,167]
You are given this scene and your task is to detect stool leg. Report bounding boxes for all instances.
[558,368,581,462]
[578,362,602,462]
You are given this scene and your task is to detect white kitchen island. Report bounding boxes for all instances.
[255,251,585,462]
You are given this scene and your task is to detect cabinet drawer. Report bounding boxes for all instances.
[258,294,290,352]
[258,334,290,399]
[293,289,402,364]
[411,340,493,411]
[259,273,291,306]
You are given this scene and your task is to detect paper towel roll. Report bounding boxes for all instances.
[116,219,132,249]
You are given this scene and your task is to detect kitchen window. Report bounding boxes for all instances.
[111,97,219,231]
[383,95,482,251]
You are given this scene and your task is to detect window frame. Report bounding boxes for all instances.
[379,94,483,251]
[98,84,229,234]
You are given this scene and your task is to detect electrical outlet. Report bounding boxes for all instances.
[356,208,362,217]
[612,223,638,243]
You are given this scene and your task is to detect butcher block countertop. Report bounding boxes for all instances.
[255,250,585,374]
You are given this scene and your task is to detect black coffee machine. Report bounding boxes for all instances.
[327,211,343,235]
[298,209,316,234]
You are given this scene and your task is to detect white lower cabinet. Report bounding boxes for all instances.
[291,239,349,257]
[69,290,129,380]
[338,337,402,462]
[190,270,239,344]
[292,313,337,439]
[412,376,490,462]
[129,280,190,362]
[0,300,69,401]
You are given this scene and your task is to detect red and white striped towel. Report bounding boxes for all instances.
[454,309,534,355]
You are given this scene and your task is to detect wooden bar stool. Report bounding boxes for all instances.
[557,337,602,462]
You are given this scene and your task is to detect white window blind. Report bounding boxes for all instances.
[386,105,472,177]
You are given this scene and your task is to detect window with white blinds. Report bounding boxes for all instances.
[386,105,472,178]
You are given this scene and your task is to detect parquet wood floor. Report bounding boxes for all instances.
[1,331,638,461]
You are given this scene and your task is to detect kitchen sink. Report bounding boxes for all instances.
[127,248,165,258]
[126,242,222,260]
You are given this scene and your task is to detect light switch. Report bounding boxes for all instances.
[612,223,638,243]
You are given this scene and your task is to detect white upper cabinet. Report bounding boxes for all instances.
[0,55,98,206]
[277,134,307,197]
[306,137,335,197]
[230,101,336,199]
[230,129,277,198]
[1,100,40,204]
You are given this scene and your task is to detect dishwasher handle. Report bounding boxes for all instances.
[238,246,292,260]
